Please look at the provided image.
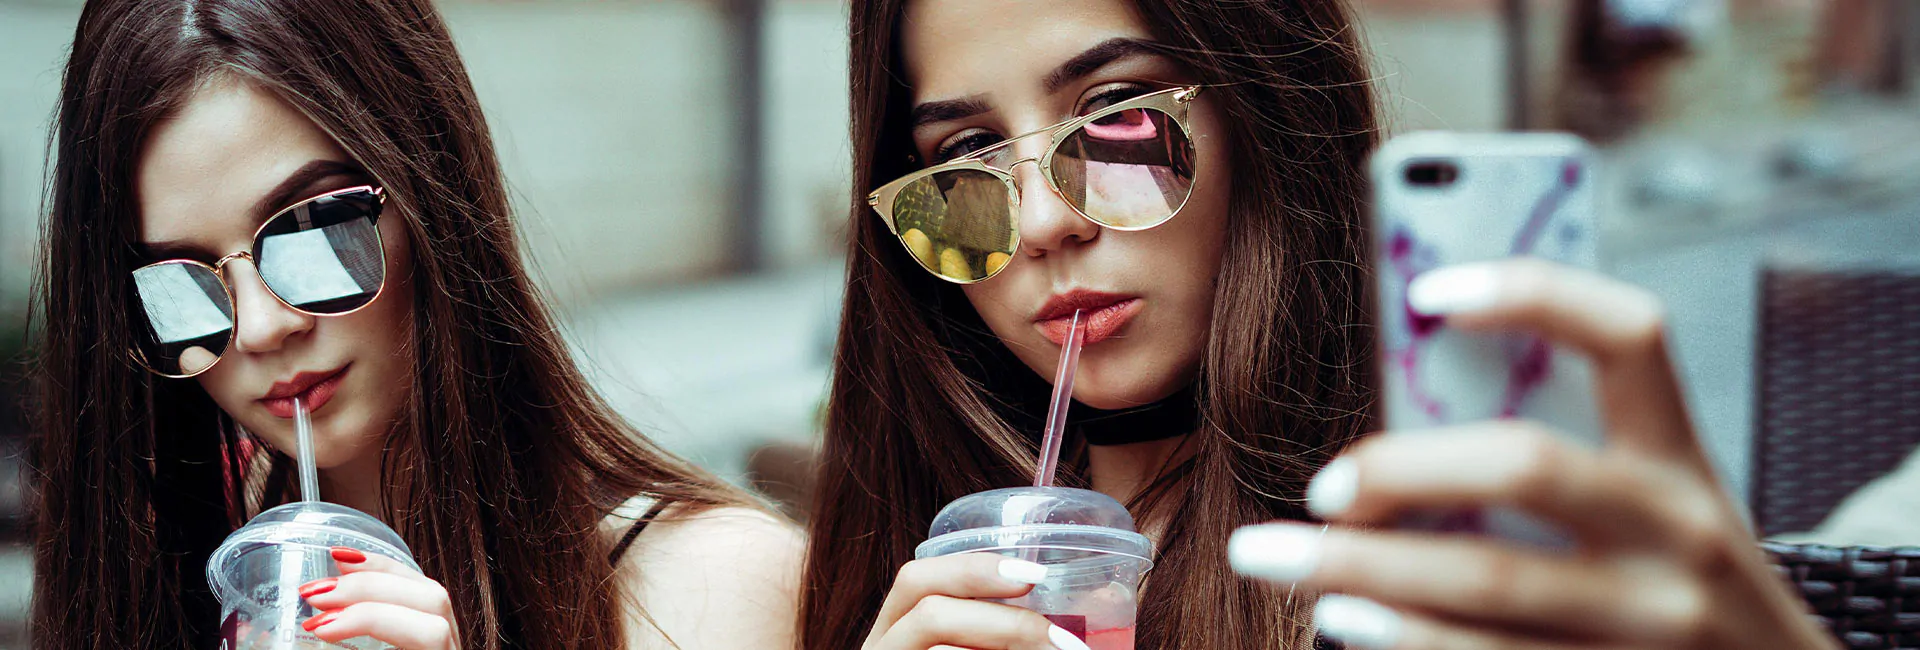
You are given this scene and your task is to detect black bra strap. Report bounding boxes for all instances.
[608,498,672,565]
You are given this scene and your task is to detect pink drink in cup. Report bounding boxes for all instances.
[915,486,1154,650]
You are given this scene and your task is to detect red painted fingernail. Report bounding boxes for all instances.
[298,578,337,598]
[302,611,338,632]
[330,547,367,563]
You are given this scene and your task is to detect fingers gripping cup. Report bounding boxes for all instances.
[916,487,1154,650]
[208,501,420,649]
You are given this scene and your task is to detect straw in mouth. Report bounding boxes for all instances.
[1033,309,1086,488]
[294,397,319,502]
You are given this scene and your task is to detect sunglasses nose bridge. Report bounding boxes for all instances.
[211,252,292,314]
[1004,155,1077,212]
[996,156,1041,191]
[981,121,1058,167]
[211,251,254,274]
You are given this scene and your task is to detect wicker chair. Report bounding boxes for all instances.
[1766,542,1920,650]
[1753,265,1920,649]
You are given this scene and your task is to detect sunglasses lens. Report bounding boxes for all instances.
[890,168,1017,282]
[1051,106,1195,229]
[253,189,385,314]
[131,261,233,376]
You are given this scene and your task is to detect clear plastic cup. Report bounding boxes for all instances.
[915,487,1154,650]
[208,501,420,650]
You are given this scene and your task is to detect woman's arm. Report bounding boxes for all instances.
[614,504,805,649]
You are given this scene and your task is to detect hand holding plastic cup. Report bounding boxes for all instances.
[915,487,1153,650]
[209,398,420,649]
[210,501,420,649]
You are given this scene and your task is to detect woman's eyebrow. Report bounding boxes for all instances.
[1042,37,1166,94]
[908,38,1168,130]
[251,159,364,223]
[910,94,993,128]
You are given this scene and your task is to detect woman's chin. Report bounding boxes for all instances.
[1071,377,1186,411]
[1064,355,1195,410]
[245,424,378,472]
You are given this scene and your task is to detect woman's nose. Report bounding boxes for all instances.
[1013,160,1099,258]
[225,260,315,354]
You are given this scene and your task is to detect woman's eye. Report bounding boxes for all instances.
[1079,86,1150,116]
[933,132,1001,163]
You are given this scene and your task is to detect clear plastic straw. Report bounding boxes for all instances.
[294,397,320,502]
[1033,310,1086,487]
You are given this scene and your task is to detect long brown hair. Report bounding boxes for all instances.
[30,0,744,647]
[803,1,1379,648]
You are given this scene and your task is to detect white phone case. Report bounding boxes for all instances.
[1368,132,1603,541]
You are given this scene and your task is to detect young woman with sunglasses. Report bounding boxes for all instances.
[803,1,1838,649]
[32,0,800,648]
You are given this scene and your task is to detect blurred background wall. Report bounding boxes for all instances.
[0,0,1916,644]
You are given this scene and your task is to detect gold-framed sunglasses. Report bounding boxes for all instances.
[868,85,1201,284]
[129,185,388,378]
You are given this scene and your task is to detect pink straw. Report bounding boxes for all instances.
[1034,310,1086,487]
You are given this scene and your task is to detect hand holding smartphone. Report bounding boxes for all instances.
[1231,132,1835,650]
[1368,132,1604,541]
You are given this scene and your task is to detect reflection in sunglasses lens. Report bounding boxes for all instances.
[891,169,1016,282]
[130,261,234,377]
[253,190,385,315]
[1052,107,1195,229]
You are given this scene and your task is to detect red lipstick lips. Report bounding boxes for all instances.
[1034,290,1141,345]
[259,365,348,419]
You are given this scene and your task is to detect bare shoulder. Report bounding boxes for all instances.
[606,501,804,650]
[615,502,805,574]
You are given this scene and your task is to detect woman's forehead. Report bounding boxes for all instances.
[135,78,346,246]
[901,0,1153,102]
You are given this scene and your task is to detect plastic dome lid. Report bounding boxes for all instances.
[915,487,1153,565]
[207,501,418,602]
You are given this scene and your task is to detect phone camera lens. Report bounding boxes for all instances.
[1404,161,1459,188]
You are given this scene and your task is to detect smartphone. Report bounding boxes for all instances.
[1367,132,1604,543]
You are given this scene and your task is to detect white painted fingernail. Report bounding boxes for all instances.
[1228,523,1322,583]
[1314,594,1403,649]
[1048,625,1091,650]
[1407,264,1500,315]
[998,559,1049,585]
[1307,458,1359,517]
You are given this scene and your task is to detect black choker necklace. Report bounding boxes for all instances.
[1070,386,1201,446]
